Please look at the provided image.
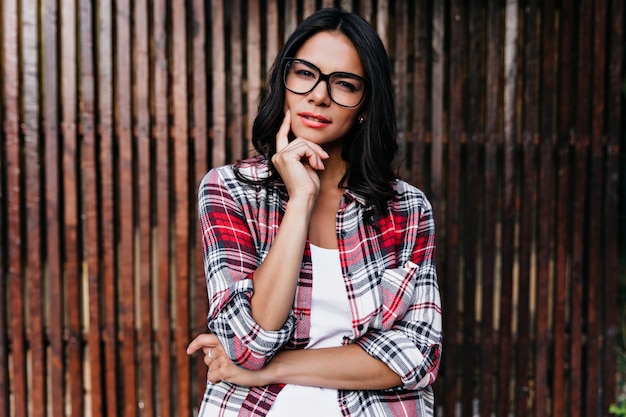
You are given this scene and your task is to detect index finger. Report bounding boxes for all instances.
[276,110,291,152]
[186,333,219,355]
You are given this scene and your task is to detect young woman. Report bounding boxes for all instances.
[187,8,442,417]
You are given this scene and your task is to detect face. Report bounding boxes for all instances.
[284,31,366,151]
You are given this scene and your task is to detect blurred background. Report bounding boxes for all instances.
[0,0,624,416]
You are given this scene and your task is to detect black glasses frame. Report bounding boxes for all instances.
[283,57,368,108]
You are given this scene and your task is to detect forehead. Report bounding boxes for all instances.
[294,31,365,77]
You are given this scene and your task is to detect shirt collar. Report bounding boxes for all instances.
[342,188,369,207]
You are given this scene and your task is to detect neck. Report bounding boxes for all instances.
[318,147,347,191]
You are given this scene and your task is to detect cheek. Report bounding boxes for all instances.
[336,112,360,132]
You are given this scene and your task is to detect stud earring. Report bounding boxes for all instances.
[358,116,365,124]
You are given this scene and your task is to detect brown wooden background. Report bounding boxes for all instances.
[0,0,623,416]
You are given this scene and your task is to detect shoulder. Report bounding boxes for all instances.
[390,179,433,213]
[200,155,270,188]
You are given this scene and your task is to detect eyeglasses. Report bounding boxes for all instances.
[283,58,367,108]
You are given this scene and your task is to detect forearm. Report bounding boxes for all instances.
[263,344,402,390]
[250,197,314,331]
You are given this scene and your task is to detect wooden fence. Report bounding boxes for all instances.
[0,0,623,416]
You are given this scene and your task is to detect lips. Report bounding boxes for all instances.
[298,112,331,128]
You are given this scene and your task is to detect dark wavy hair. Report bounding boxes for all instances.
[239,7,398,214]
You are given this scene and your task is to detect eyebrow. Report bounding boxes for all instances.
[291,57,366,78]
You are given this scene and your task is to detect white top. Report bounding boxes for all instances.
[266,244,352,417]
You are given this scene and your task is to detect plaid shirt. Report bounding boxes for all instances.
[197,156,442,417]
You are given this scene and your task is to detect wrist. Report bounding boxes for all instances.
[258,359,281,386]
[285,195,316,214]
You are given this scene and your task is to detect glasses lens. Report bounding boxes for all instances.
[284,60,319,94]
[328,73,365,107]
[284,59,365,107]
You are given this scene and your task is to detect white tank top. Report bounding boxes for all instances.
[266,244,352,417]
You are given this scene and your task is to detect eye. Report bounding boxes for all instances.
[294,68,316,79]
[335,80,358,92]
[332,75,364,93]
[291,61,318,79]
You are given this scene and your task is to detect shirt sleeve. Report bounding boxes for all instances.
[198,168,295,370]
[353,194,442,390]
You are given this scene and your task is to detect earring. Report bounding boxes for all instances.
[358,116,365,124]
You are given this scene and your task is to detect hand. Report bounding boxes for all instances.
[271,110,329,201]
[187,333,270,387]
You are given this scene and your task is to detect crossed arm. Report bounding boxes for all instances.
[187,333,402,390]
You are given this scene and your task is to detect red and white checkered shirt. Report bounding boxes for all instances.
[197,156,442,417]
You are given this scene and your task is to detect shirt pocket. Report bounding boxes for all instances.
[354,261,419,332]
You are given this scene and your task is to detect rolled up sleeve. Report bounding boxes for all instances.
[199,169,294,369]
[353,194,442,390]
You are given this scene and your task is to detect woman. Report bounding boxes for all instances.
[187,7,442,417]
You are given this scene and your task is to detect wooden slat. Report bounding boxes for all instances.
[339,0,351,12]
[322,0,334,10]
[115,0,137,415]
[448,0,466,414]
[22,1,46,414]
[284,0,298,43]
[376,1,389,51]
[79,1,103,415]
[192,0,209,409]
[4,1,26,416]
[172,1,190,414]
[152,0,172,414]
[303,0,316,19]
[96,0,117,415]
[572,0,594,415]
[230,1,244,162]
[535,138,553,417]
[43,0,63,415]
[60,1,84,415]
[409,1,428,189]
[602,0,624,412]
[133,0,155,415]
[265,1,279,81]
[211,0,226,167]
[481,2,501,416]
[394,0,409,176]
[536,1,557,416]
[466,2,483,414]
[517,1,539,414]
[586,0,607,414]
[358,0,374,24]
[516,135,536,417]
[570,138,587,417]
[0,127,8,417]
[0,248,6,414]
[246,0,261,152]
[553,0,575,413]
[554,143,571,416]
[496,4,517,410]
[430,1,449,415]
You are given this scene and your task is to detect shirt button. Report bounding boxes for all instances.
[340,230,346,237]
[357,324,364,331]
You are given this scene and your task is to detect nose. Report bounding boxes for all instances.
[307,78,331,106]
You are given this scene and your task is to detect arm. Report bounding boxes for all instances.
[198,112,329,369]
[198,168,296,369]
[188,334,401,389]
[260,344,402,390]
[353,191,442,390]
[251,110,327,330]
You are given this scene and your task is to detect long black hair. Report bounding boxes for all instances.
[240,7,398,214]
